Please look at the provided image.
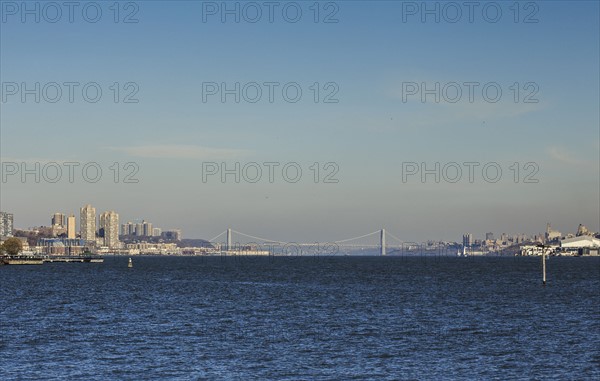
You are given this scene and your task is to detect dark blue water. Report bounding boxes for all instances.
[1,256,599,380]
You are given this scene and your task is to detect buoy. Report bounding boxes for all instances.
[542,251,546,286]
[128,257,133,268]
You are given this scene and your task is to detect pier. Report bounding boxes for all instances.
[43,256,104,263]
[1,256,44,265]
[1,255,104,265]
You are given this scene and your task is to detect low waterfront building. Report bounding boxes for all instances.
[124,242,180,255]
[181,247,221,255]
[38,238,86,255]
[518,245,558,256]
[560,236,600,256]
[560,236,600,248]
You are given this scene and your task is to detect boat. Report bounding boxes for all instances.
[128,257,133,268]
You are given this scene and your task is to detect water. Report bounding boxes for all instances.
[1,256,599,380]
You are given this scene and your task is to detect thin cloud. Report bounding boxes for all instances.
[0,156,69,163]
[547,146,586,166]
[107,144,251,160]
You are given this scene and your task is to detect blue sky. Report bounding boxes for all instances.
[1,0,599,243]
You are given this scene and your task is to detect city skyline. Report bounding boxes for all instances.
[1,205,596,247]
[4,193,598,243]
[2,204,598,259]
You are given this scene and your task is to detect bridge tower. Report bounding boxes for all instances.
[381,229,386,256]
[227,228,232,251]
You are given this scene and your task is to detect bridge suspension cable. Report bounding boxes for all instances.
[228,229,382,246]
[230,229,289,245]
[386,231,405,244]
[208,230,227,243]
[333,230,381,243]
[209,228,398,251]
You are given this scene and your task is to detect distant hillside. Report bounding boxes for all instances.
[14,229,54,247]
[178,239,214,248]
[497,243,532,256]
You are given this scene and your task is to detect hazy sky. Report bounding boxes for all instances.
[1,1,599,243]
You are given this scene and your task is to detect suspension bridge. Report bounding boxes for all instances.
[205,228,441,256]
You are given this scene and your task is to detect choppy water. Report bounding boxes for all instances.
[1,256,599,380]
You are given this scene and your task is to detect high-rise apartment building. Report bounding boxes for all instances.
[143,222,153,237]
[462,233,473,247]
[135,223,143,236]
[80,204,96,243]
[0,211,14,237]
[52,213,66,227]
[99,213,106,236]
[100,211,120,248]
[120,222,136,236]
[67,214,76,239]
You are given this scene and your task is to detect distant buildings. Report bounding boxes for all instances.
[120,221,172,239]
[545,223,561,242]
[4,205,187,255]
[80,204,96,244]
[576,224,593,236]
[0,211,14,237]
[127,221,154,237]
[468,225,565,255]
